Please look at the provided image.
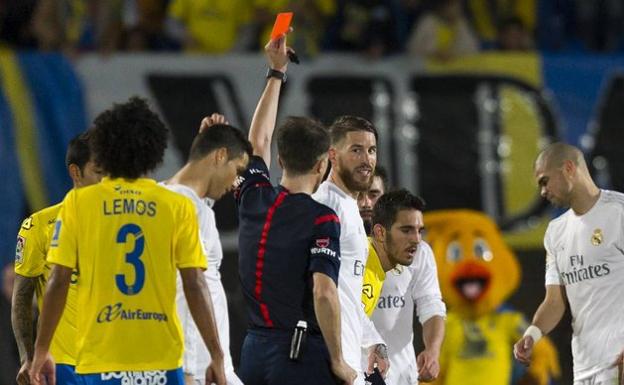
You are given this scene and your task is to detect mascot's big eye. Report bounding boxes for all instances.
[446,241,462,262]
[474,238,493,261]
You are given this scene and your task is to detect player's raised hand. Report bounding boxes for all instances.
[199,113,228,133]
[331,359,357,385]
[29,351,55,385]
[205,355,226,385]
[416,349,440,382]
[514,335,535,366]
[367,343,390,377]
[264,31,292,73]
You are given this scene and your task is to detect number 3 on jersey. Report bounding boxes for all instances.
[116,223,145,295]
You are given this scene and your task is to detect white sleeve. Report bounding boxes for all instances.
[411,243,446,325]
[544,227,563,285]
[361,307,385,348]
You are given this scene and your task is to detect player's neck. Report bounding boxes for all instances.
[167,163,208,198]
[570,181,601,216]
[371,238,395,272]
[281,173,316,195]
[328,171,358,199]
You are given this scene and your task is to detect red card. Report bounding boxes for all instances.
[270,12,293,40]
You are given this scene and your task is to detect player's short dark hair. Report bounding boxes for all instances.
[65,131,91,172]
[374,166,389,190]
[90,97,168,179]
[188,124,252,162]
[276,117,330,176]
[372,189,425,229]
[329,115,378,145]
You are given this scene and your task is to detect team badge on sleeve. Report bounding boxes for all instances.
[21,216,33,230]
[15,235,25,263]
[315,237,330,248]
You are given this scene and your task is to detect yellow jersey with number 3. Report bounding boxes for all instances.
[47,177,207,374]
[14,202,79,365]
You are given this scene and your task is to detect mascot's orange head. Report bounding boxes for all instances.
[423,210,520,318]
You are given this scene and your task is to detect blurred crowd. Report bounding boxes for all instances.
[1,0,623,59]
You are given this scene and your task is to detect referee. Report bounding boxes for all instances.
[236,35,356,385]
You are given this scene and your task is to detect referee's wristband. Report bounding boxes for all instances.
[523,325,543,343]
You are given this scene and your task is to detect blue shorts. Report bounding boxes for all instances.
[78,368,183,385]
[57,364,79,385]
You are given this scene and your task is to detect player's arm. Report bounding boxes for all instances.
[514,284,566,365]
[248,34,290,166]
[313,273,356,384]
[417,315,445,382]
[12,274,36,385]
[179,267,225,385]
[30,264,73,385]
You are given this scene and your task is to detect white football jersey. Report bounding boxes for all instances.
[544,190,624,381]
[313,181,383,382]
[162,183,241,384]
[371,241,446,385]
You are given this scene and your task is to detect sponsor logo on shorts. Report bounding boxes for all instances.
[101,371,167,385]
[96,303,168,323]
[15,236,25,264]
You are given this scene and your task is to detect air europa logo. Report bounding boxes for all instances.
[97,303,168,323]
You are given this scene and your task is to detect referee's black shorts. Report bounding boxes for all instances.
[238,328,340,385]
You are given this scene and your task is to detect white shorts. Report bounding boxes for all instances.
[573,366,621,385]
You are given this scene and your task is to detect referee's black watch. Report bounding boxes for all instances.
[266,68,287,83]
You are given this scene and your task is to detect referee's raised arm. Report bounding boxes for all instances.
[247,32,290,167]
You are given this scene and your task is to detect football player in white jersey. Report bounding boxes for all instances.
[358,174,446,385]
[163,120,251,385]
[312,116,389,385]
[514,143,624,385]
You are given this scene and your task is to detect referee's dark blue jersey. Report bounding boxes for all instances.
[235,156,341,333]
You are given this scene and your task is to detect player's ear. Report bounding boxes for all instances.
[328,147,337,165]
[68,163,82,184]
[372,223,385,241]
[315,156,328,175]
[214,147,228,165]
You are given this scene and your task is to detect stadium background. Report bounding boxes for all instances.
[1,1,624,384]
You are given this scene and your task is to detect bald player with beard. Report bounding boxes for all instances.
[514,142,624,385]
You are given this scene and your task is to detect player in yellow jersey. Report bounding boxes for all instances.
[29,97,226,385]
[12,132,102,385]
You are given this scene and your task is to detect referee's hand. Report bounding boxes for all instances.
[331,359,357,385]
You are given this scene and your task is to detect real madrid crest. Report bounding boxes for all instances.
[591,228,603,246]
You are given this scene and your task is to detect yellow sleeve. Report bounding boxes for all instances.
[14,215,46,277]
[362,266,377,317]
[47,191,78,269]
[174,198,207,269]
[361,252,384,317]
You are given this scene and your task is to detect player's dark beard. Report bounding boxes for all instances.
[338,163,372,193]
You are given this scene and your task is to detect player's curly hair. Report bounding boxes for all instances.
[90,97,168,179]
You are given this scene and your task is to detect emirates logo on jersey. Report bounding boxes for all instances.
[591,229,603,246]
[315,237,330,248]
